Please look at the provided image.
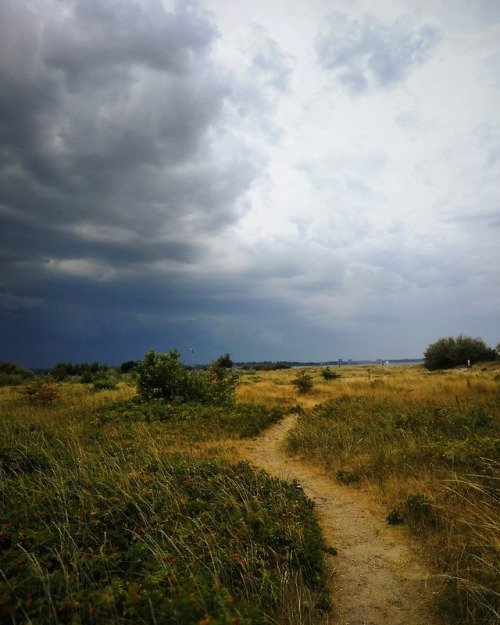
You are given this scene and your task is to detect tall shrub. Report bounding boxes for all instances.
[424,335,496,370]
[137,349,238,406]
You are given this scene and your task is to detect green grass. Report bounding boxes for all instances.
[0,384,329,624]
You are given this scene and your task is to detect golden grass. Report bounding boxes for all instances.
[240,362,500,625]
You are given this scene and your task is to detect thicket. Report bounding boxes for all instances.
[424,335,496,370]
[137,349,239,406]
[0,361,34,386]
[292,371,314,394]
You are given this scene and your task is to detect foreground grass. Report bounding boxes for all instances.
[239,363,500,625]
[0,385,329,624]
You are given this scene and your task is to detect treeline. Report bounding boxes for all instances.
[238,362,291,371]
[0,360,140,386]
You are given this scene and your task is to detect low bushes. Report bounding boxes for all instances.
[98,400,284,440]
[137,349,239,407]
[0,428,329,624]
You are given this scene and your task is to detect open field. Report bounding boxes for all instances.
[1,361,499,624]
[239,363,500,625]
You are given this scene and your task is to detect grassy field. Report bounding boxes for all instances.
[1,362,499,624]
[0,383,329,625]
[238,363,500,625]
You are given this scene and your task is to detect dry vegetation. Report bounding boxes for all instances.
[238,362,500,625]
[1,361,499,624]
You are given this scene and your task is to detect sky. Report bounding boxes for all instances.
[1,0,499,368]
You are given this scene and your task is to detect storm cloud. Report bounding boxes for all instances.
[1,0,499,367]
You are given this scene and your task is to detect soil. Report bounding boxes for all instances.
[236,414,441,625]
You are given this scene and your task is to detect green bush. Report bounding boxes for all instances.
[321,366,341,381]
[424,335,496,371]
[387,492,439,529]
[137,349,238,406]
[292,371,314,394]
[23,376,59,403]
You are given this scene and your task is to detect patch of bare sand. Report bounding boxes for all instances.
[236,414,443,625]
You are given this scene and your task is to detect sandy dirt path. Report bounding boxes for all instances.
[237,414,440,625]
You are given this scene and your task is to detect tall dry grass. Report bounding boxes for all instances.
[238,363,500,625]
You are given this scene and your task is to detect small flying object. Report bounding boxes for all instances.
[189,348,194,354]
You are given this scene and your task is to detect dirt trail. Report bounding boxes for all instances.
[237,414,439,625]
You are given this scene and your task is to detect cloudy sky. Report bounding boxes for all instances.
[1,0,499,368]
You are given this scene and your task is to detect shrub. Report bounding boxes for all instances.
[137,349,238,406]
[0,361,34,386]
[23,376,59,403]
[292,371,314,394]
[424,335,496,370]
[387,492,439,529]
[321,366,341,381]
[92,376,118,391]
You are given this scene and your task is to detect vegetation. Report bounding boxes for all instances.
[291,371,314,394]
[2,355,499,624]
[320,367,340,381]
[424,335,496,371]
[246,364,498,625]
[0,361,34,386]
[0,382,329,624]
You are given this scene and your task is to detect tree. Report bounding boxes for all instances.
[321,366,341,381]
[423,335,496,371]
[215,353,234,369]
[136,349,238,406]
[0,362,34,386]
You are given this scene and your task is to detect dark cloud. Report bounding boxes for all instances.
[0,0,264,280]
[0,0,274,366]
[315,12,440,93]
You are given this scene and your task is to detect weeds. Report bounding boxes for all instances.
[0,384,327,624]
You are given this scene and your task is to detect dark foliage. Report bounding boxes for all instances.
[424,335,496,370]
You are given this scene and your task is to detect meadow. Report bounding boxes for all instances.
[239,362,500,625]
[1,361,499,624]
[0,381,329,625]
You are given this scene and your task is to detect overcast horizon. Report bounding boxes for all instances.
[1,0,499,369]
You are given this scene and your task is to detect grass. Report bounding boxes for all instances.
[0,382,329,624]
[2,362,499,624]
[237,363,500,625]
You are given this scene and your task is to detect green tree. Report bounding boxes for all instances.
[137,349,238,406]
[424,335,496,371]
[215,353,234,369]
[321,366,341,381]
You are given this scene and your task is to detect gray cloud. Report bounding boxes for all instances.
[0,0,265,282]
[315,12,440,93]
[248,27,295,93]
[0,0,498,368]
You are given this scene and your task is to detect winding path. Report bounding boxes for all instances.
[237,414,440,625]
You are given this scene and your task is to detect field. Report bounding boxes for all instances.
[239,363,500,624]
[1,362,499,624]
